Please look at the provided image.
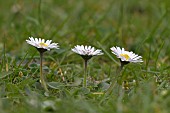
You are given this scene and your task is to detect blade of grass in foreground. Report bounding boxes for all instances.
[97,42,119,66]
[0,71,13,79]
[3,35,7,72]
[24,51,37,68]
[18,52,29,68]
[38,0,42,25]
[154,41,164,70]
[136,11,167,51]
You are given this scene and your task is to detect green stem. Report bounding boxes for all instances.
[83,59,88,88]
[40,52,48,92]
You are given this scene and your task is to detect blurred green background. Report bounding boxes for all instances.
[0,0,170,54]
[0,0,170,113]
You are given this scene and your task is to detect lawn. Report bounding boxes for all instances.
[0,0,170,113]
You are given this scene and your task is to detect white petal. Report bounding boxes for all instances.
[110,46,143,63]
[26,37,59,50]
[72,45,103,56]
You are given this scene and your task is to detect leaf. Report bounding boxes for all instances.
[29,63,38,68]
[68,77,82,87]
[98,82,110,91]
[42,100,56,111]
[19,78,38,89]
[0,71,13,79]
[47,82,65,89]
[79,87,90,95]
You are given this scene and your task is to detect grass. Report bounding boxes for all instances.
[0,0,170,113]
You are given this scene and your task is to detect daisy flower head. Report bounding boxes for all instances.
[110,46,143,64]
[72,45,103,60]
[26,37,59,53]
[26,37,59,92]
[72,45,103,88]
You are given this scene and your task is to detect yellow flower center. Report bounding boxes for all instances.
[39,42,48,47]
[120,54,130,60]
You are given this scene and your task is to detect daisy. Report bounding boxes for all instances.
[106,46,143,95]
[72,45,103,87]
[72,45,103,60]
[26,37,59,52]
[26,37,59,92]
[110,46,143,68]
